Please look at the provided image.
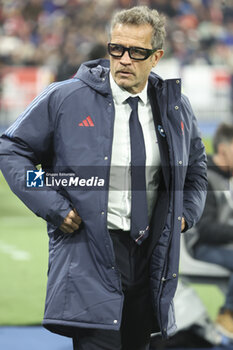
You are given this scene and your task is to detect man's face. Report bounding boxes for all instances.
[109,23,164,94]
[222,141,233,172]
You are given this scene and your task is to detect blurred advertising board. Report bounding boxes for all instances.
[0,66,54,132]
[182,65,232,123]
[155,60,232,130]
[0,63,232,135]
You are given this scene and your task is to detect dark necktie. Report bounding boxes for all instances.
[127,96,149,245]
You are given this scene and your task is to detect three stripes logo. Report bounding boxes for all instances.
[79,116,94,127]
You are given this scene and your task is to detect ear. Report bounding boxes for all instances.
[152,49,164,67]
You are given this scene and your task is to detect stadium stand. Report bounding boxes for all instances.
[0,0,232,80]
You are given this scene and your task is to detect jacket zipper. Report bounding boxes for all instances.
[156,81,176,336]
[103,98,121,271]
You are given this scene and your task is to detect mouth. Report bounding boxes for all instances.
[116,70,134,77]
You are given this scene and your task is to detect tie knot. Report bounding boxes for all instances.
[126,96,140,111]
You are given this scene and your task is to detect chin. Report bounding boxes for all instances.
[116,79,133,92]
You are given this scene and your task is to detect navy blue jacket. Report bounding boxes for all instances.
[0,59,207,338]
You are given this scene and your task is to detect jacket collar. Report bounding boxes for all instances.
[75,59,164,96]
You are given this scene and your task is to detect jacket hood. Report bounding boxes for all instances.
[74,58,164,95]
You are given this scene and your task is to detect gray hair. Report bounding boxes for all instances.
[110,6,166,49]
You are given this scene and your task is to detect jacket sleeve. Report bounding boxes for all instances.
[196,182,233,244]
[0,83,72,227]
[181,96,208,230]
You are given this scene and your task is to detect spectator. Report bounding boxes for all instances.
[194,123,233,339]
[87,43,108,61]
[0,1,232,71]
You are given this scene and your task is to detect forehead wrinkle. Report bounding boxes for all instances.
[111,24,153,48]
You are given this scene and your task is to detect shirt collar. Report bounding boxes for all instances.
[110,72,148,106]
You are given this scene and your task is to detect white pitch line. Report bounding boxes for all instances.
[0,241,31,261]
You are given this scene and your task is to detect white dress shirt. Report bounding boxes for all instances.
[107,73,161,230]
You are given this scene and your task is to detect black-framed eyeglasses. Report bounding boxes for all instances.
[108,43,158,61]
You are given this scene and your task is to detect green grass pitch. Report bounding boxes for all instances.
[0,171,48,325]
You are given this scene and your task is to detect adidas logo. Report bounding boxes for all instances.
[79,116,94,127]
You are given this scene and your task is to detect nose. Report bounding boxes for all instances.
[119,50,132,65]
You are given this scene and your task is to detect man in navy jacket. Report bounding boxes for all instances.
[0,6,207,350]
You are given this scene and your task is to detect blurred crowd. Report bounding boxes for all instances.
[0,0,232,81]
